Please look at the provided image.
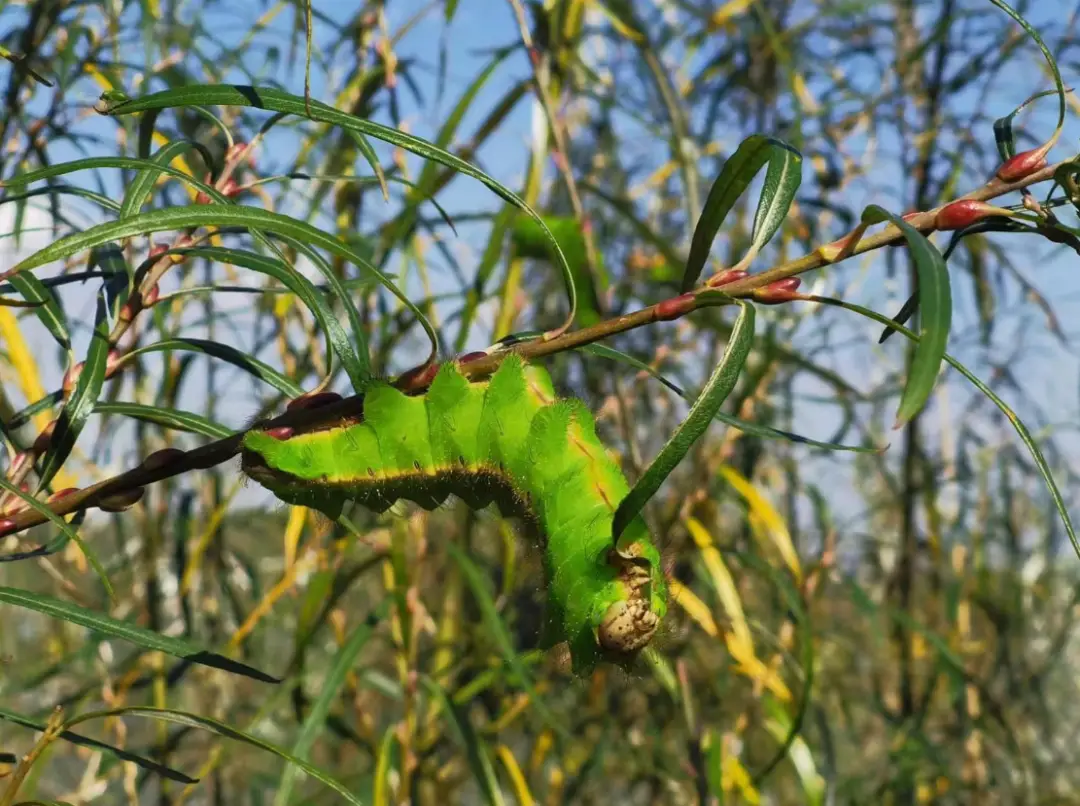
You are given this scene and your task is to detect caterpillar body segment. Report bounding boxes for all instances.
[240,354,667,672]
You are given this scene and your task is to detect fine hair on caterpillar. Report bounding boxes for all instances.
[240,354,668,673]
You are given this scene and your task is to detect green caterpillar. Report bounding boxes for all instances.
[240,354,667,672]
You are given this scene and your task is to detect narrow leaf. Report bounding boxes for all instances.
[861,205,951,428]
[63,707,363,806]
[93,401,233,439]
[0,586,278,682]
[613,301,756,548]
[0,705,196,783]
[682,136,800,291]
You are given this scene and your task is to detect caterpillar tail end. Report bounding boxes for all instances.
[598,598,660,655]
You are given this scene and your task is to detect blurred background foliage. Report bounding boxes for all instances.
[0,0,1079,804]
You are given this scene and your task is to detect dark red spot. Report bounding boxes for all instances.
[33,421,57,455]
[286,392,343,412]
[753,277,803,305]
[655,293,696,321]
[98,487,145,513]
[706,269,749,288]
[141,447,185,472]
[0,518,16,538]
[456,351,487,364]
[934,200,1010,231]
[266,426,294,441]
[997,148,1048,182]
[47,488,78,504]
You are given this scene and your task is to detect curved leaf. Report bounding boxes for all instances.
[613,300,756,548]
[99,83,578,333]
[0,586,278,682]
[63,707,363,806]
[121,337,302,397]
[750,142,803,254]
[682,135,801,291]
[0,705,195,784]
[861,205,951,428]
[93,401,233,439]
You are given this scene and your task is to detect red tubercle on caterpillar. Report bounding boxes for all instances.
[98,487,145,513]
[265,426,294,441]
[706,269,749,288]
[0,518,16,538]
[654,293,696,322]
[140,447,186,472]
[996,147,1048,183]
[934,200,1012,231]
[752,277,803,305]
[286,391,344,412]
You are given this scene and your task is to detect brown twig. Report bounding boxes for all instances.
[0,157,1066,536]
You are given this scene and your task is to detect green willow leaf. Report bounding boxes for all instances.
[986,0,1065,141]
[93,401,233,439]
[993,89,1060,162]
[120,337,302,397]
[5,270,70,351]
[750,141,803,254]
[0,705,196,784]
[613,300,756,548]
[36,274,117,492]
[681,135,801,291]
[812,294,1080,563]
[63,707,363,806]
[861,205,952,428]
[175,245,362,388]
[0,183,121,214]
[0,477,110,594]
[2,157,221,206]
[0,586,278,682]
[99,83,578,332]
[273,601,388,806]
[120,138,215,218]
[2,205,430,387]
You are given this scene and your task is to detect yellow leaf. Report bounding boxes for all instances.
[496,744,535,806]
[0,308,77,490]
[686,517,752,648]
[722,751,761,803]
[282,505,307,568]
[710,0,755,30]
[669,579,719,638]
[686,517,792,701]
[719,465,802,582]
